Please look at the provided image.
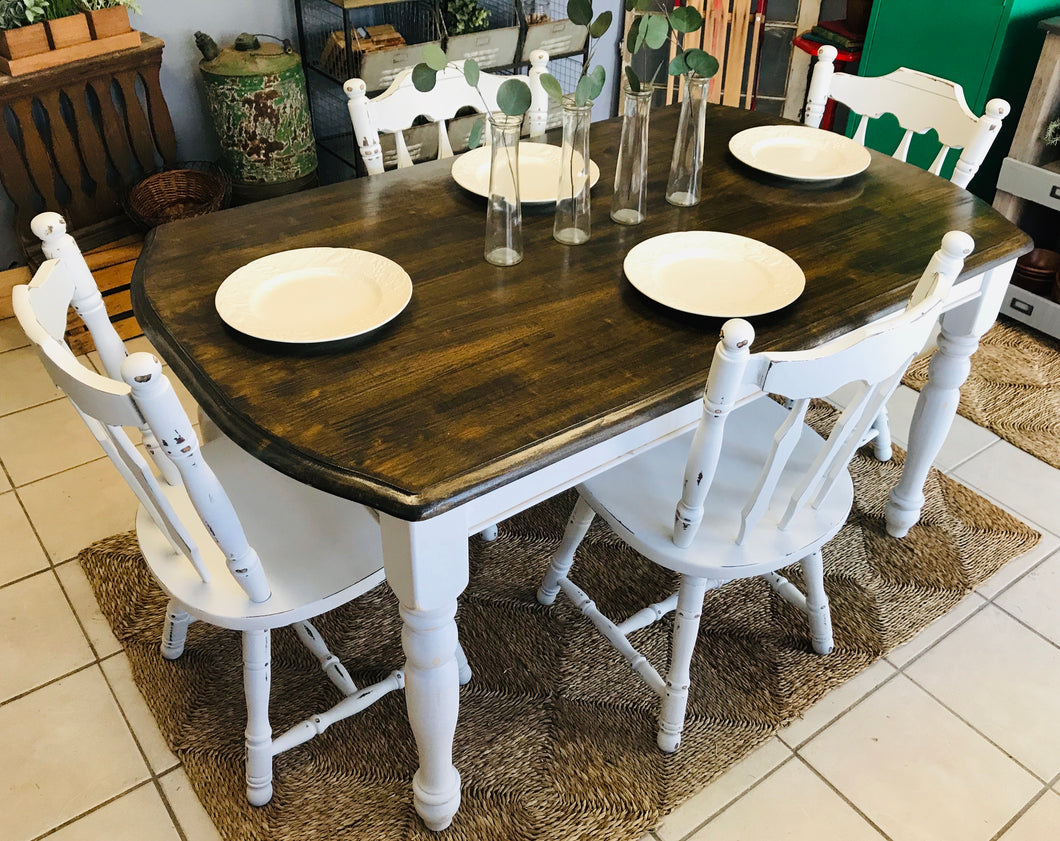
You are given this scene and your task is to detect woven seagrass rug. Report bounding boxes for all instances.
[902,317,1060,470]
[79,410,1039,841]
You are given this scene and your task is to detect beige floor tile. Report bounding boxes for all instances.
[0,345,63,416]
[18,458,138,563]
[906,605,1060,781]
[995,550,1060,647]
[0,667,149,841]
[778,658,896,748]
[0,398,104,486]
[56,558,121,658]
[885,591,987,668]
[655,737,791,841]
[953,441,1060,534]
[998,791,1060,841]
[978,533,1060,600]
[45,782,181,841]
[688,758,885,841]
[0,571,94,703]
[0,490,48,584]
[159,768,223,841]
[101,653,179,774]
[801,674,1040,841]
[0,316,29,352]
[0,466,10,492]
[882,385,999,470]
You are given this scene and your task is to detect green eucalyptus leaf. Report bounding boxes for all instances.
[624,0,636,10]
[624,65,641,93]
[668,52,688,76]
[670,6,703,33]
[412,63,438,92]
[567,0,592,26]
[540,72,564,102]
[584,64,605,102]
[423,43,447,71]
[575,75,593,106]
[685,48,720,79]
[463,57,480,87]
[635,0,652,9]
[468,118,484,150]
[589,10,612,38]
[626,16,640,53]
[644,13,670,50]
[497,78,532,116]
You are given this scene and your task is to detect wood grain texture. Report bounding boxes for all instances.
[133,104,1032,521]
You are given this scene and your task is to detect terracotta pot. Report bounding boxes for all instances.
[86,7,131,40]
[0,22,50,60]
[45,13,91,50]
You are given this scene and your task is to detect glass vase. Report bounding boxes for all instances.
[611,85,653,226]
[484,113,523,267]
[665,74,711,207]
[553,100,593,245]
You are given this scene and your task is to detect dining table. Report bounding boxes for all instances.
[131,101,1031,830]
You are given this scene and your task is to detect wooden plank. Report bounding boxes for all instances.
[722,0,751,107]
[66,312,141,355]
[83,240,142,270]
[0,30,141,77]
[0,265,32,319]
[90,259,136,295]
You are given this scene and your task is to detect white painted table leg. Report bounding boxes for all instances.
[886,264,1012,537]
[379,512,469,832]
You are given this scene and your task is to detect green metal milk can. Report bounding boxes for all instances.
[195,32,317,203]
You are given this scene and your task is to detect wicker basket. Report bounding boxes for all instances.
[125,163,230,229]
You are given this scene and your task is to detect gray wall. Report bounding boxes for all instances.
[0,0,296,269]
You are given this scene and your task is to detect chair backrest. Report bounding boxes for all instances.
[805,45,1009,189]
[13,258,272,604]
[344,51,550,175]
[673,231,973,549]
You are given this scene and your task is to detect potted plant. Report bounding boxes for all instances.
[79,0,138,40]
[0,1,50,60]
[42,0,91,50]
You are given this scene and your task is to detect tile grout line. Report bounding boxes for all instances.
[789,752,896,841]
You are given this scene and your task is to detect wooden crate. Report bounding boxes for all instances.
[63,234,144,355]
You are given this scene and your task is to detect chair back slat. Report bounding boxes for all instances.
[673,231,973,548]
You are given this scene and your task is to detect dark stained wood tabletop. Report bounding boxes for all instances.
[132,103,1032,520]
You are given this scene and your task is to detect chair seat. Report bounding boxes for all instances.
[136,433,386,631]
[579,397,854,580]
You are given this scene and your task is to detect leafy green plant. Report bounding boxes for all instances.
[80,0,142,12]
[0,0,49,27]
[413,43,532,148]
[42,0,81,19]
[444,0,488,37]
[538,0,612,107]
[623,0,719,91]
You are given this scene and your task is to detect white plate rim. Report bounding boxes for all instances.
[214,247,412,344]
[623,231,806,317]
[451,142,601,204]
[728,125,872,181]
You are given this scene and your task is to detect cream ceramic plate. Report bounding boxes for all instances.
[451,142,601,204]
[215,247,412,343]
[623,232,805,317]
[728,125,872,181]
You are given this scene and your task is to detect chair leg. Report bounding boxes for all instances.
[801,550,834,655]
[243,628,274,806]
[537,494,595,605]
[870,407,893,462]
[160,600,192,660]
[455,641,472,685]
[292,620,358,696]
[657,575,709,753]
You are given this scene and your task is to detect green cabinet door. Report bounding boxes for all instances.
[856,0,1060,200]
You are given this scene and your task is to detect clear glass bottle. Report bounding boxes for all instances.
[665,73,711,207]
[553,100,593,245]
[484,113,523,267]
[611,85,654,226]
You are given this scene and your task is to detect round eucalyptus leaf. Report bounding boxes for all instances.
[567,0,592,26]
[586,64,606,101]
[686,48,720,79]
[412,63,438,92]
[589,10,612,38]
[540,72,564,102]
[670,6,703,34]
[644,13,670,50]
[423,43,447,71]
[467,118,484,150]
[624,0,636,11]
[498,78,532,116]
[667,52,688,76]
[574,75,593,106]
[635,0,652,9]
[624,65,641,93]
[463,58,480,87]
[627,15,646,55]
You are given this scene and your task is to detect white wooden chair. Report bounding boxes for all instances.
[805,45,1009,189]
[344,50,550,175]
[536,231,973,753]
[14,216,474,807]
